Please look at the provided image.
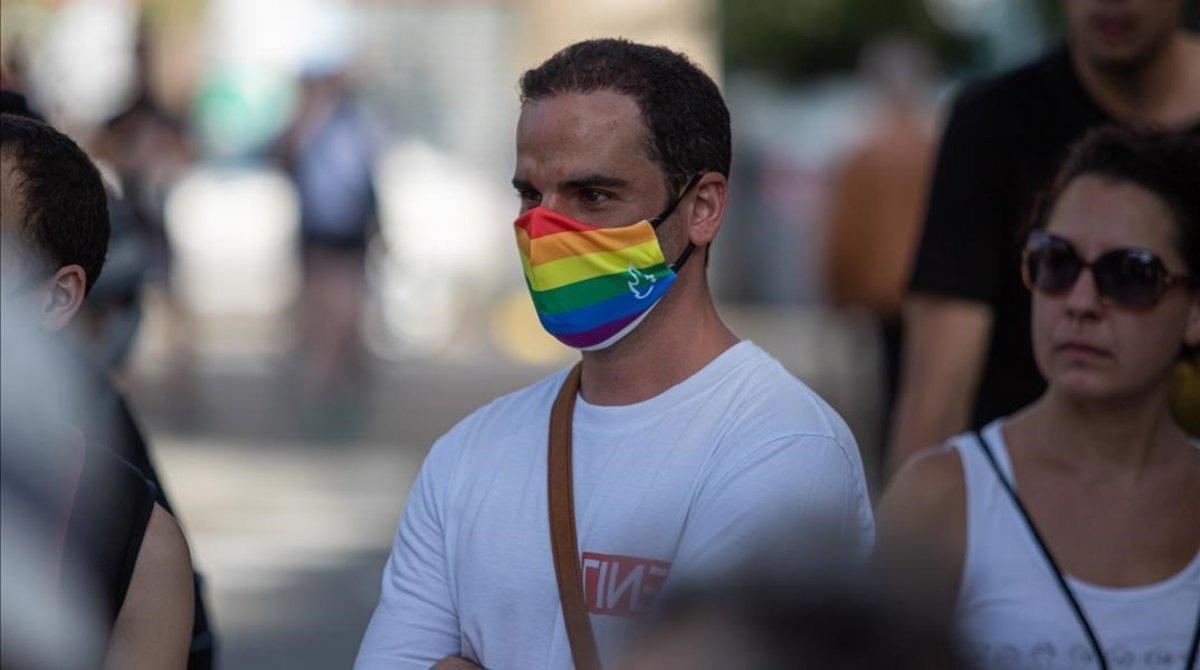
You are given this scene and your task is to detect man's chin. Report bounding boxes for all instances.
[1079,37,1164,76]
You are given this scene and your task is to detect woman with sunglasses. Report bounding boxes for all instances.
[877,126,1199,670]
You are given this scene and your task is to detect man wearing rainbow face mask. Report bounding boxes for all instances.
[355,39,874,670]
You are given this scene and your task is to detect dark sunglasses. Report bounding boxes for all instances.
[1022,231,1195,309]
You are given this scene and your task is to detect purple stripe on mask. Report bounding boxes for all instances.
[555,312,642,349]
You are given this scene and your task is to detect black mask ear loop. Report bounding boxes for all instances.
[649,174,702,273]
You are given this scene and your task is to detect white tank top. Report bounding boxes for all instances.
[951,420,1200,669]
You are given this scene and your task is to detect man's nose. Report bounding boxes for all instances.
[540,193,566,214]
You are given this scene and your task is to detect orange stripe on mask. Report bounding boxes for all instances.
[523,222,657,267]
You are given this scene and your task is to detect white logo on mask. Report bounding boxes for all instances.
[627,263,656,299]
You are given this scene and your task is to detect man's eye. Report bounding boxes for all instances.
[517,189,541,205]
[581,190,611,205]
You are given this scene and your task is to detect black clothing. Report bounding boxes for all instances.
[2,90,213,666]
[62,442,158,631]
[909,46,1200,428]
[81,369,217,669]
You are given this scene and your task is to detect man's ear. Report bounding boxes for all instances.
[37,265,88,333]
[685,172,728,248]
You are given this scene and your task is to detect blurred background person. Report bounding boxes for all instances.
[3,245,108,670]
[274,53,381,396]
[91,19,192,283]
[823,36,936,482]
[879,128,1199,670]
[0,89,155,373]
[1,107,214,668]
[889,0,1200,474]
[2,113,197,669]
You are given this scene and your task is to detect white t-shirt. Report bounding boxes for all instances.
[355,341,874,669]
[951,421,1200,669]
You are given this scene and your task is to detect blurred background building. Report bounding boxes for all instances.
[1,0,1068,666]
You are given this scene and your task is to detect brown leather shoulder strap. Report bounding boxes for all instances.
[548,363,601,670]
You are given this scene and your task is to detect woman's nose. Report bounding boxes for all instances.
[1063,267,1104,317]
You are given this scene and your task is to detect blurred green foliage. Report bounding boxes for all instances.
[720,0,972,80]
[722,0,1197,81]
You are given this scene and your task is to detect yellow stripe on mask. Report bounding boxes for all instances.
[524,238,667,292]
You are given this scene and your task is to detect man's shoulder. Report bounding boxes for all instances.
[697,347,874,549]
[722,345,856,449]
[476,367,568,415]
[425,367,570,462]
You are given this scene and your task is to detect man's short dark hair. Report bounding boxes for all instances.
[1031,126,1200,278]
[519,38,732,197]
[1,113,109,294]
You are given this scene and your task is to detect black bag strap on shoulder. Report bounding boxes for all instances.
[972,431,1200,670]
[973,431,1108,669]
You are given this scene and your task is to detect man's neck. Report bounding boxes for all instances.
[1070,32,1200,127]
[578,272,739,406]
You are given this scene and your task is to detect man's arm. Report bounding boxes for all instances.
[886,295,992,476]
[104,505,195,670]
[890,81,1013,477]
[355,447,463,670]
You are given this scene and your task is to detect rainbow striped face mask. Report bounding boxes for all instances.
[515,176,699,351]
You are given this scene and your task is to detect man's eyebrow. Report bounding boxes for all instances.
[561,173,629,190]
[511,177,535,191]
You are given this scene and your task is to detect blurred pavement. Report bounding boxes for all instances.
[137,359,548,668]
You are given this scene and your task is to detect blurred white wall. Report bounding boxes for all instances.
[165,166,301,317]
[521,0,720,80]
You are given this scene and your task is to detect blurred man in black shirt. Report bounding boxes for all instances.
[1,97,216,668]
[888,0,1200,473]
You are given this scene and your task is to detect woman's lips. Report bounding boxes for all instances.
[1055,342,1113,358]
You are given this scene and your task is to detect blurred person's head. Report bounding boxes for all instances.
[513,39,730,351]
[0,113,110,333]
[1062,0,1192,72]
[620,516,957,670]
[620,575,966,670]
[1,297,106,670]
[1023,127,1199,405]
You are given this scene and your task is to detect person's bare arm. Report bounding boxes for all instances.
[104,504,195,670]
[886,295,993,477]
[874,446,966,618]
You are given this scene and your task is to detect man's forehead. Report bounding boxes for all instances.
[514,90,654,180]
[518,89,642,131]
